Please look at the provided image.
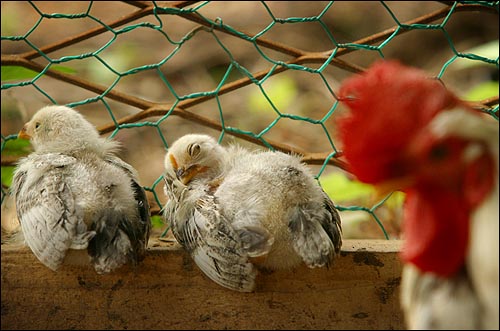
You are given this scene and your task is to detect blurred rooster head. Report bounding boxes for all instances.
[338,60,461,186]
[338,60,497,276]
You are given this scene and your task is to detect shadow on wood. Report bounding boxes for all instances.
[1,239,404,330]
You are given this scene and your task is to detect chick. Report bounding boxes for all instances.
[163,134,342,292]
[12,105,151,274]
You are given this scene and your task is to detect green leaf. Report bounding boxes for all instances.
[51,65,77,74]
[1,65,77,82]
[384,191,405,209]
[248,75,297,114]
[320,172,406,209]
[1,166,15,187]
[2,138,32,156]
[464,81,499,101]
[320,172,375,202]
[1,66,39,81]
[151,215,165,228]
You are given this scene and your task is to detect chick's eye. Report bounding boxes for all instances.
[34,122,41,129]
[187,143,201,157]
[428,144,449,161]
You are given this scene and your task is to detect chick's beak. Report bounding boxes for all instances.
[18,126,31,140]
[176,165,208,185]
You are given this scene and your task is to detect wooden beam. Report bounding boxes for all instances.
[1,240,404,330]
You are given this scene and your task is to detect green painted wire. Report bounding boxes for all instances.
[1,1,498,238]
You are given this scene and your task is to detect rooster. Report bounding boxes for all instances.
[337,60,498,329]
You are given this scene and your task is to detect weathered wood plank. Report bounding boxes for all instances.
[1,240,404,330]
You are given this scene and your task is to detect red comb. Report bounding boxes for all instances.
[338,60,458,183]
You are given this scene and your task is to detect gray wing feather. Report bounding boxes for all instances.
[164,177,256,292]
[288,191,342,268]
[321,190,343,254]
[106,154,151,252]
[12,155,95,271]
[87,155,151,274]
[184,195,256,292]
[105,154,139,180]
[87,210,133,274]
[129,180,151,260]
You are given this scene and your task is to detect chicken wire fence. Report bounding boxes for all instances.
[1,1,499,240]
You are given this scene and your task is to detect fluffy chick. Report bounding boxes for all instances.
[12,105,151,274]
[163,134,342,292]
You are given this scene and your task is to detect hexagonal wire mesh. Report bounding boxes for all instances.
[1,1,498,240]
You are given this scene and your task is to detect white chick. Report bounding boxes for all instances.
[11,105,151,274]
[163,134,342,292]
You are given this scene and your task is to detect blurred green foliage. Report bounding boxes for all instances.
[1,166,15,188]
[151,215,165,228]
[1,139,31,187]
[1,65,76,82]
[2,138,31,156]
[320,171,406,208]
[320,172,374,202]
[248,75,298,115]
[465,81,499,101]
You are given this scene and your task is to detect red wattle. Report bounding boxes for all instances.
[401,190,470,277]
